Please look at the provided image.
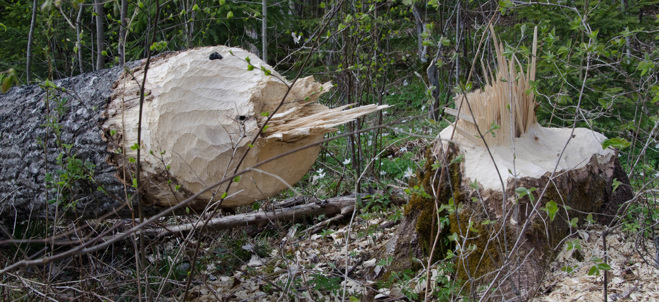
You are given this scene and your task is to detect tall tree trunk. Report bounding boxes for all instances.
[118,0,128,66]
[412,4,427,63]
[262,0,267,63]
[76,5,84,74]
[26,0,38,83]
[94,0,105,70]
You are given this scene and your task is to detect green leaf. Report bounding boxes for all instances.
[1,68,18,92]
[612,178,622,193]
[569,217,579,228]
[150,41,168,51]
[247,64,254,71]
[597,263,611,271]
[221,192,227,199]
[546,200,558,221]
[110,129,116,136]
[586,213,595,224]
[233,176,241,182]
[260,66,272,76]
[588,266,600,276]
[263,125,269,131]
[130,143,140,150]
[515,187,529,197]
[602,138,631,150]
[445,249,455,259]
[450,154,463,165]
[227,11,233,19]
[128,157,136,163]
[261,112,270,117]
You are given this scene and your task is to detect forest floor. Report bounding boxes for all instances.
[167,205,659,301]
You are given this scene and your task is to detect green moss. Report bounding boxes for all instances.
[404,145,463,263]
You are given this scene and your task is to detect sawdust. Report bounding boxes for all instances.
[533,226,659,302]
[181,213,659,301]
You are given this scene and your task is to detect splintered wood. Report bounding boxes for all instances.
[439,27,613,191]
[446,26,538,146]
[104,46,387,208]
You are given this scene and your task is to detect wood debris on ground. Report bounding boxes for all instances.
[533,226,659,302]
[179,210,446,301]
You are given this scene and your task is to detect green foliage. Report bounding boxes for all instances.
[309,273,342,294]
[40,86,98,211]
[588,257,612,276]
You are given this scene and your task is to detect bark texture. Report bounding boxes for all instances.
[0,65,142,224]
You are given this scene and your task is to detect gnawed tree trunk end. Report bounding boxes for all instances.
[383,28,633,300]
[0,46,387,223]
[105,46,387,209]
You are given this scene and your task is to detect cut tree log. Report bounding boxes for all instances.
[383,27,633,300]
[0,46,386,224]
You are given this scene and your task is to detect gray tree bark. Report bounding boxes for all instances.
[0,63,154,225]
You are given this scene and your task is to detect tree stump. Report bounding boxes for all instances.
[383,28,633,300]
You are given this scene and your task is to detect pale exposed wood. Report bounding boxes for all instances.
[439,27,614,191]
[444,107,475,124]
[105,46,386,208]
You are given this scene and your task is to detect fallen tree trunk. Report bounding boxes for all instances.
[383,28,634,300]
[0,46,386,224]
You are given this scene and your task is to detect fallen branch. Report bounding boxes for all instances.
[145,194,365,237]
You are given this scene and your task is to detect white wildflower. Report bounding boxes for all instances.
[312,168,326,184]
[380,171,387,176]
[291,32,302,44]
[399,146,408,153]
[402,167,416,179]
[343,158,351,165]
